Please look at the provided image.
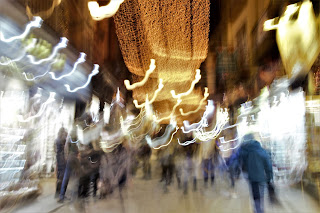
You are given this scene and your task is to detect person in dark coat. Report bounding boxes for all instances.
[88,144,102,197]
[54,127,67,198]
[239,133,273,213]
[58,126,80,203]
[137,143,152,179]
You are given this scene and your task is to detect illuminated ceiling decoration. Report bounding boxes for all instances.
[264,0,320,81]
[124,59,156,90]
[153,98,182,123]
[64,64,99,92]
[0,39,37,66]
[114,0,210,124]
[27,37,68,65]
[50,52,86,80]
[180,87,209,116]
[0,16,42,42]
[88,0,125,21]
[133,79,164,108]
[26,0,62,20]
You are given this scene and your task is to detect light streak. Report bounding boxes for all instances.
[70,137,79,144]
[22,55,59,81]
[124,59,156,90]
[27,37,68,65]
[65,64,99,92]
[26,0,62,20]
[179,87,209,116]
[0,39,37,66]
[181,100,214,133]
[170,69,201,99]
[88,156,98,164]
[88,0,125,21]
[177,138,197,146]
[17,92,56,122]
[218,137,241,152]
[264,4,299,31]
[49,52,86,80]
[133,79,164,108]
[0,17,43,42]
[146,121,178,149]
[153,98,181,123]
[152,127,179,150]
[193,108,229,141]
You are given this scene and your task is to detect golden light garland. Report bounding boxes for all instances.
[114,0,210,123]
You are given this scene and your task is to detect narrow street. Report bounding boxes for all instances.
[11,164,320,213]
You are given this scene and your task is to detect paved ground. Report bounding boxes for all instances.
[7,164,320,213]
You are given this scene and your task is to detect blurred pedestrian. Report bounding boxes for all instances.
[137,143,152,180]
[239,133,273,213]
[58,126,81,203]
[200,139,216,188]
[54,127,67,198]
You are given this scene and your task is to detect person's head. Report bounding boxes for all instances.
[58,127,66,139]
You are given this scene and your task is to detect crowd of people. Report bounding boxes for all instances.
[53,123,276,213]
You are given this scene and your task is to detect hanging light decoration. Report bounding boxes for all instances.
[114,0,210,124]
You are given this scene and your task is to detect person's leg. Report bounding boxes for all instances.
[209,159,215,186]
[175,163,182,189]
[91,172,99,197]
[202,159,209,187]
[168,162,174,185]
[55,169,64,198]
[160,163,165,182]
[229,165,235,188]
[192,159,197,191]
[83,175,91,198]
[250,182,264,213]
[147,159,151,179]
[59,162,71,201]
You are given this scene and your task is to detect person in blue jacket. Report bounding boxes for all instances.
[239,133,273,213]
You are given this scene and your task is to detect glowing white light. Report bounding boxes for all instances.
[17,92,56,122]
[0,17,43,42]
[193,108,229,141]
[171,69,201,99]
[146,121,178,149]
[27,37,68,65]
[177,138,197,146]
[181,100,214,133]
[179,87,209,116]
[133,79,164,108]
[49,52,86,80]
[88,0,125,21]
[124,59,156,90]
[218,137,241,152]
[0,39,37,66]
[65,64,99,92]
[116,87,121,102]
